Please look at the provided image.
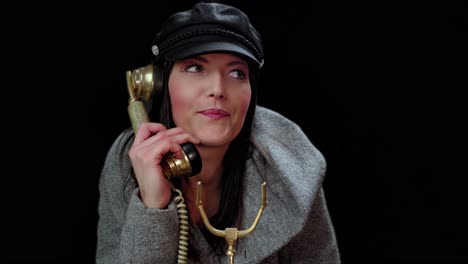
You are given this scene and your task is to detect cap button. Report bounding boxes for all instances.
[259,59,265,69]
[151,45,159,56]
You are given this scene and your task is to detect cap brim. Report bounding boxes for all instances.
[171,41,260,65]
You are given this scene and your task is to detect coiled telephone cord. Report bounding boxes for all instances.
[171,184,190,264]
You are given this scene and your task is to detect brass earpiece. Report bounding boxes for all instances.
[129,64,155,101]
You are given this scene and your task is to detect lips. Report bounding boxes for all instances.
[199,108,231,118]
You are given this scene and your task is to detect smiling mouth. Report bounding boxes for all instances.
[199,109,230,119]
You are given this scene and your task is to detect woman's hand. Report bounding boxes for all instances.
[128,123,200,209]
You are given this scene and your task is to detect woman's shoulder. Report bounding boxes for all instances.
[250,105,326,184]
[107,128,135,155]
[252,106,317,151]
[254,106,299,129]
[101,127,135,175]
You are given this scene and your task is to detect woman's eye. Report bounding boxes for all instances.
[229,69,247,80]
[185,64,203,72]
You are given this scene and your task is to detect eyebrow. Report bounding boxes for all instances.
[189,56,248,68]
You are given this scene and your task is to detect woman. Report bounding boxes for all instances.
[96,2,340,263]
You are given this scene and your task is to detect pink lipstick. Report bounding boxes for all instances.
[199,108,230,119]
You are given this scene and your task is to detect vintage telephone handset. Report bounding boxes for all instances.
[126,65,201,263]
[126,64,202,179]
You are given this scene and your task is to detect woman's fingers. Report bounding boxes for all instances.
[128,122,201,209]
[134,124,200,151]
[133,122,168,145]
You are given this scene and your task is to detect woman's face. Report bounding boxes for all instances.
[169,53,251,148]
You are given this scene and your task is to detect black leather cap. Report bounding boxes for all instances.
[151,2,264,68]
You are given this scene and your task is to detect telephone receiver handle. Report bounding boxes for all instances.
[127,71,202,179]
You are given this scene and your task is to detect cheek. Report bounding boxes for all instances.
[170,88,186,111]
[168,78,191,123]
[238,89,252,115]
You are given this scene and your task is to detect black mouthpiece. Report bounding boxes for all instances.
[182,143,202,176]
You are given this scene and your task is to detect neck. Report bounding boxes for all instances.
[181,144,229,227]
[186,144,229,187]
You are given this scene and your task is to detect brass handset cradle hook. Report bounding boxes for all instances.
[196,181,267,264]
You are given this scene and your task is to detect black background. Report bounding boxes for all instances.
[4,1,466,263]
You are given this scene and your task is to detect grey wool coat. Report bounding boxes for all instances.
[96,106,341,263]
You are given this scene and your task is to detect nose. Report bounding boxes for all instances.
[208,74,225,99]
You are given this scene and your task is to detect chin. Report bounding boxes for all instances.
[199,138,230,148]
[198,133,234,148]
[195,126,240,147]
